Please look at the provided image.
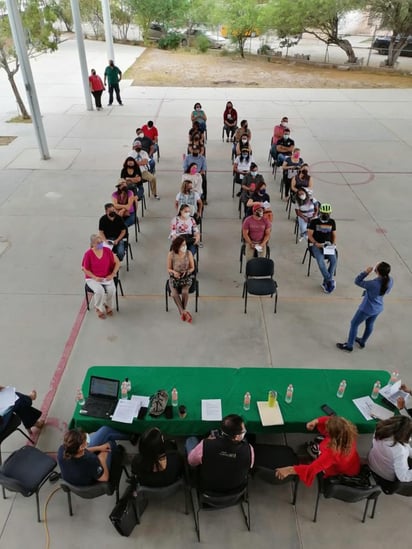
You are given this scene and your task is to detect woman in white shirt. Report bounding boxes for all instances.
[368,416,412,495]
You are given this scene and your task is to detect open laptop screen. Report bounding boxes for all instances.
[89,376,119,398]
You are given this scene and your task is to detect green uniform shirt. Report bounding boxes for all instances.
[104,65,121,86]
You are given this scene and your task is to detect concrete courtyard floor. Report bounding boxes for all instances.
[0,37,412,549]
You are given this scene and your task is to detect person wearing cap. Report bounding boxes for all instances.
[131,141,159,199]
[307,204,337,293]
[186,414,254,494]
[242,203,272,263]
[104,60,122,106]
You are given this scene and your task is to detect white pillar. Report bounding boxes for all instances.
[101,0,115,62]
[70,0,93,111]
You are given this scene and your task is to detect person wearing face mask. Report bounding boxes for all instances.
[131,141,159,199]
[104,59,122,106]
[223,101,238,141]
[307,203,337,294]
[112,180,136,227]
[88,68,105,110]
[134,127,155,158]
[275,128,294,166]
[234,120,252,144]
[336,262,393,352]
[270,116,288,164]
[82,234,120,319]
[235,134,252,157]
[176,180,202,221]
[242,203,272,262]
[282,148,304,200]
[295,189,318,242]
[291,163,313,193]
[170,204,200,257]
[191,102,207,133]
[186,414,254,494]
[98,203,127,261]
[183,146,207,204]
[182,162,203,196]
[234,148,254,195]
[188,131,205,157]
[238,162,264,203]
[245,181,271,217]
[167,235,195,323]
[120,156,144,200]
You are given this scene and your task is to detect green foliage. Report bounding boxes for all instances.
[195,33,209,52]
[158,32,182,50]
[111,0,134,40]
[80,0,104,39]
[48,0,73,32]
[128,0,187,43]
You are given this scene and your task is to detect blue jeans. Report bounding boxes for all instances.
[347,309,379,349]
[311,245,336,284]
[88,426,130,469]
[110,239,125,261]
[124,211,135,228]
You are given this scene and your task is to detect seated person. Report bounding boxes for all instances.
[245,181,271,218]
[188,121,205,146]
[98,203,127,261]
[141,120,158,150]
[112,180,136,228]
[275,416,360,486]
[131,427,184,487]
[183,146,207,204]
[170,204,200,257]
[58,426,129,487]
[188,132,205,157]
[182,163,203,197]
[234,120,251,145]
[120,156,144,200]
[235,134,252,157]
[242,203,272,262]
[282,148,304,199]
[82,234,120,319]
[130,141,159,199]
[191,102,207,132]
[223,101,238,141]
[397,384,412,418]
[134,127,155,161]
[270,116,289,164]
[291,163,313,193]
[167,236,196,323]
[238,162,264,200]
[295,189,319,241]
[233,149,254,190]
[307,203,337,294]
[276,128,294,166]
[0,386,43,434]
[368,416,412,496]
[176,180,202,222]
[186,414,254,493]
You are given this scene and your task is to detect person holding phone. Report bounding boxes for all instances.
[275,416,360,486]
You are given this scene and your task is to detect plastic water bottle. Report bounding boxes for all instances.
[76,388,85,406]
[268,390,277,407]
[371,380,381,400]
[171,388,178,407]
[389,371,399,385]
[121,381,128,399]
[336,380,347,399]
[125,377,132,396]
[243,392,251,411]
[285,384,294,404]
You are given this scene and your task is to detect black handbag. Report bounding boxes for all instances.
[109,485,148,537]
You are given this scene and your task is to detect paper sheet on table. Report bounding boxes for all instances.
[352,396,394,421]
[0,386,18,414]
[112,399,137,423]
[130,395,150,417]
[379,381,409,407]
[257,401,284,426]
[323,245,336,256]
[201,399,222,421]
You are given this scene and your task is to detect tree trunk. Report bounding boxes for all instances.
[386,37,408,67]
[8,72,31,119]
[238,37,245,58]
[335,38,357,63]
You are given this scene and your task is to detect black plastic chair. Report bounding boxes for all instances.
[313,472,381,523]
[302,244,338,277]
[165,275,199,313]
[243,258,278,313]
[0,413,34,468]
[252,444,299,505]
[0,446,57,522]
[190,481,250,542]
[85,274,124,312]
[240,242,270,274]
[135,477,189,521]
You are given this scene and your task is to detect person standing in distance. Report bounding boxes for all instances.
[307,203,337,293]
[88,69,105,110]
[336,262,393,352]
[104,60,123,106]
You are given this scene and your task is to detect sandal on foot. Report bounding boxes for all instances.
[181,312,187,322]
[186,312,193,323]
[96,309,106,319]
[105,308,113,317]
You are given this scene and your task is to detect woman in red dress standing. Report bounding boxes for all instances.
[89,69,105,111]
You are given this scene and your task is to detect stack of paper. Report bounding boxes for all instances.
[257,401,284,426]
[379,380,410,407]
[201,399,222,421]
[112,395,150,423]
[352,396,394,421]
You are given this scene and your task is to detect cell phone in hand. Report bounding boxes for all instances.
[321,404,337,416]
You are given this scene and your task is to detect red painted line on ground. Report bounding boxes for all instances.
[29,301,87,445]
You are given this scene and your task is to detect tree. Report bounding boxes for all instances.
[111,0,134,41]
[216,0,266,58]
[49,0,73,32]
[128,0,186,43]
[0,0,59,119]
[80,0,104,39]
[369,0,412,66]
[266,0,365,63]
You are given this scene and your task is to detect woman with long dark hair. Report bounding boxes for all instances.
[337,262,393,352]
[368,416,412,495]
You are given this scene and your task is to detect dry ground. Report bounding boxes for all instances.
[127,48,412,88]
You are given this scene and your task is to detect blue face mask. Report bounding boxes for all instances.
[96,243,104,250]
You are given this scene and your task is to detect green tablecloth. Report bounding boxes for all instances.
[70,366,391,435]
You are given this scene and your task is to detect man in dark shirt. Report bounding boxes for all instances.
[98,203,127,261]
[104,59,122,106]
[307,203,337,293]
[276,128,295,166]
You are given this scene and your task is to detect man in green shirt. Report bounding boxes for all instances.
[104,60,123,106]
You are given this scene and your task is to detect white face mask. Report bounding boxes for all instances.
[182,212,190,219]
[281,121,287,127]
[180,245,187,253]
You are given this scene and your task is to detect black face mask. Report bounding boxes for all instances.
[192,153,198,157]
[108,212,116,219]
[320,214,330,223]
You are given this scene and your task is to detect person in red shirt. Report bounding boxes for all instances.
[88,69,105,110]
[270,115,288,163]
[275,416,360,486]
[242,202,272,263]
[141,121,158,143]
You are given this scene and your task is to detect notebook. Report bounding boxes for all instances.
[83,376,120,419]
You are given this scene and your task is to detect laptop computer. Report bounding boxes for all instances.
[83,376,120,419]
